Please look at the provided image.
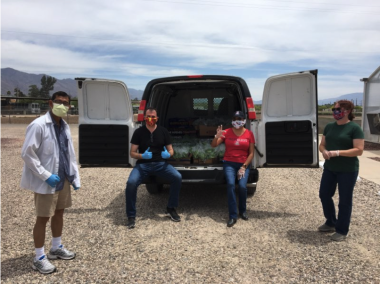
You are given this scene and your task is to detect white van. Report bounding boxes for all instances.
[28,103,40,114]
[76,70,319,195]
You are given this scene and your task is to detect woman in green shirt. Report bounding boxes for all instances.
[318,100,364,242]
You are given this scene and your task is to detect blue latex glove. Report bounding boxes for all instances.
[45,174,60,187]
[161,146,171,159]
[141,147,152,159]
[72,185,80,191]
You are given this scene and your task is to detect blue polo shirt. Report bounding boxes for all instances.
[50,112,74,191]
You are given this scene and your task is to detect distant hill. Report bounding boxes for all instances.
[317,93,363,106]
[253,92,363,106]
[1,68,144,99]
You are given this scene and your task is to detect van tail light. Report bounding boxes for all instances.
[246,98,256,120]
[137,100,146,121]
[187,75,203,78]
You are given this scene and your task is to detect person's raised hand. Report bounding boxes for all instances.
[161,146,171,159]
[215,125,225,139]
[141,147,152,159]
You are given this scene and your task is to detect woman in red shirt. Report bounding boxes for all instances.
[211,111,255,227]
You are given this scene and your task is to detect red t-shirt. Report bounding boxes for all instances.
[222,128,255,163]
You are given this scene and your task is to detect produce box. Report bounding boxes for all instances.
[168,117,197,136]
[194,158,219,165]
[167,158,191,165]
[198,125,217,137]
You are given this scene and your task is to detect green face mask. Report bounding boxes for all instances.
[52,103,69,117]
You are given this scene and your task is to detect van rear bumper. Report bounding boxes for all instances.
[142,168,259,185]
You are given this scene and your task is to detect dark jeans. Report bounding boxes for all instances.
[223,161,250,219]
[319,168,358,235]
[125,161,182,218]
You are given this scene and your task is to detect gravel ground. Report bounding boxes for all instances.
[1,124,380,283]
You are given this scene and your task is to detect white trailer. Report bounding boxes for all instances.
[361,66,380,144]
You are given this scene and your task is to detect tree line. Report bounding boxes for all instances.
[5,75,57,98]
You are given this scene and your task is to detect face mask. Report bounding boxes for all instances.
[232,119,246,129]
[333,110,345,120]
[145,117,157,127]
[52,103,69,117]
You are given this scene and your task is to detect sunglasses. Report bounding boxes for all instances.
[146,115,156,118]
[150,133,154,143]
[331,108,341,112]
[53,100,70,107]
[232,117,244,121]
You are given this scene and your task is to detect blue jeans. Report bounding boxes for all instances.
[125,162,182,218]
[223,161,250,219]
[319,168,358,235]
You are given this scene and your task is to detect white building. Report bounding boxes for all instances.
[361,66,380,144]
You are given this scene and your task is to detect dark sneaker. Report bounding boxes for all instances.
[127,217,136,229]
[227,218,237,227]
[47,245,76,260]
[166,207,181,222]
[331,233,347,242]
[239,212,249,221]
[32,255,57,274]
[318,224,335,232]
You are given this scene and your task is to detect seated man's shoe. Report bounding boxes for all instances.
[227,218,237,227]
[331,232,347,242]
[318,224,335,232]
[239,212,249,221]
[166,207,181,222]
[127,217,136,229]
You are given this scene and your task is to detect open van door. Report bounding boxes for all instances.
[256,70,319,168]
[76,78,135,168]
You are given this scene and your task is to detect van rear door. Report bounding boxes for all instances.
[256,70,319,168]
[76,78,135,167]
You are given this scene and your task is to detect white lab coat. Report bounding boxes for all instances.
[20,112,81,194]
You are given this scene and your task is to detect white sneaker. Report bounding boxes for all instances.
[47,245,76,260]
[32,255,57,274]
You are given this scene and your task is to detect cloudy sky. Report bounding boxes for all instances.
[1,0,379,101]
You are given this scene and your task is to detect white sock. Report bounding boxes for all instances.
[51,236,62,251]
[35,246,45,260]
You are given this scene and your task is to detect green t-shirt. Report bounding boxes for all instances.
[323,121,364,172]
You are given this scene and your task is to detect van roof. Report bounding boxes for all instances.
[142,75,252,100]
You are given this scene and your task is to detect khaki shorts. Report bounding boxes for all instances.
[34,179,72,217]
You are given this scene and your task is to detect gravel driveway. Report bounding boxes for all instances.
[1,124,380,283]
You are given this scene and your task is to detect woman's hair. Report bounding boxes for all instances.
[336,100,355,121]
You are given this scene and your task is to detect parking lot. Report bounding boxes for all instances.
[1,124,380,283]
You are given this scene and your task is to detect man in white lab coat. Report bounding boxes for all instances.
[21,91,81,274]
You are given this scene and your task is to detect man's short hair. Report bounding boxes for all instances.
[144,107,157,115]
[51,91,71,101]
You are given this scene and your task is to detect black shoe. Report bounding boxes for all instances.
[166,207,181,222]
[239,212,249,221]
[127,217,135,229]
[227,218,237,227]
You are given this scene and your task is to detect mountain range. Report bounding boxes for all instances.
[1,68,143,99]
[1,68,363,105]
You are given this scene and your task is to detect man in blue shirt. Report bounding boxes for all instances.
[21,91,81,274]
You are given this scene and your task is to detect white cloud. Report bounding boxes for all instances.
[1,0,380,97]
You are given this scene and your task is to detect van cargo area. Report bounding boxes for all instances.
[146,79,245,167]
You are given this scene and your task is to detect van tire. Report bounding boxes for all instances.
[146,184,163,194]
[247,185,256,196]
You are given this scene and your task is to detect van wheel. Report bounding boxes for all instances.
[247,184,257,197]
[146,184,163,194]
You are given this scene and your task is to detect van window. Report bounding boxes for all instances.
[193,98,208,116]
[266,76,313,117]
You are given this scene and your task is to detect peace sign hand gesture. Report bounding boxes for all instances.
[215,125,225,139]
